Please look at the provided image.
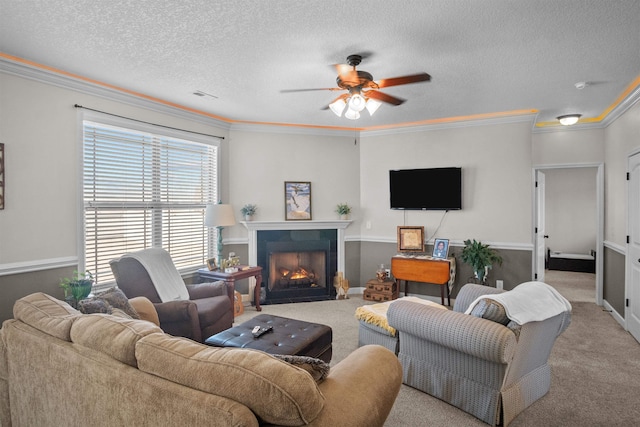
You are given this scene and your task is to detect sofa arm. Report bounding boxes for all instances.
[153,300,201,342]
[388,300,516,363]
[186,281,227,299]
[307,345,402,427]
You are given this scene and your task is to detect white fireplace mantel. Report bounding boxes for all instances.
[241,220,352,273]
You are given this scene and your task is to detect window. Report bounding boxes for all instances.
[82,114,220,288]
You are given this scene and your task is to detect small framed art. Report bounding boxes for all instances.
[432,238,449,259]
[206,257,217,271]
[397,226,425,253]
[285,181,312,220]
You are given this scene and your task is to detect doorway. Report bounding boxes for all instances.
[532,164,604,305]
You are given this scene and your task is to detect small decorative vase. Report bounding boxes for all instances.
[244,214,253,221]
[340,214,350,220]
[376,264,388,282]
[474,267,489,284]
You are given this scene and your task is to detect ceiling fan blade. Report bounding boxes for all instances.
[321,93,350,110]
[281,87,342,93]
[377,72,431,88]
[365,90,405,106]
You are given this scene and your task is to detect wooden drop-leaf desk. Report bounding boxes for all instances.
[391,256,453,306]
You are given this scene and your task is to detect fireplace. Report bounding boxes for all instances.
[242,220,352,305]
[258,230,337,304]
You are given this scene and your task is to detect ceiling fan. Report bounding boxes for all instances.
[282,54,431,119]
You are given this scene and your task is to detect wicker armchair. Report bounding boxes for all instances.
[110,248,233,343]
[387,283,571,426]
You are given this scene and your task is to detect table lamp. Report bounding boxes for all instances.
[204,203,236,268]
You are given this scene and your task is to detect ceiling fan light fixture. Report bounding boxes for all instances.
[557,114,581,126]
[329,99,346,117]
[344,108,360,120]
[348,94,366,112]
[365,98,382,116]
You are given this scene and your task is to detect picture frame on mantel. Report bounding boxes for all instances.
[284,181,312,220]
[397,226,425,252]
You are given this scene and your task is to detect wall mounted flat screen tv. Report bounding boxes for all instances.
[390,167,462,210]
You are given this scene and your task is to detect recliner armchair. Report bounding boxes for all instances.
[110,248,233,343]
[387,283,571,426]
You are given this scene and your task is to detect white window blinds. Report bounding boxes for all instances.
[82,119,219,287]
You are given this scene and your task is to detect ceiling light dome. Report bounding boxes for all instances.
[348,94,366,112]
[329,99,346,117]
[557,114,581,126]
[344,108,360,120]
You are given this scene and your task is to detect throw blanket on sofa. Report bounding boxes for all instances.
[355,296,447,335]
[464,281,572,325]
[126,248,190,302]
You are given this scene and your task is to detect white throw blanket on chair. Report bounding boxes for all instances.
[126,248,190,302]
[464,281,572,325]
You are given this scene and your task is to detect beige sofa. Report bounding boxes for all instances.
[0,293,402,426]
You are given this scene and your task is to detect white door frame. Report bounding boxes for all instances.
[532,163,604,306]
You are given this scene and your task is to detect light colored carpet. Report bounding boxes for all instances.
[233,272,640,426]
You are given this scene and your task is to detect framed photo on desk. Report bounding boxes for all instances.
[397,226,425,252]
[432,238,449,259]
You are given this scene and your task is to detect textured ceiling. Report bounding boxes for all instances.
[1,0,640,131]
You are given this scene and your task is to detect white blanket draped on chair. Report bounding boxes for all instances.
[126,248,190,302]
[464,281,572,325]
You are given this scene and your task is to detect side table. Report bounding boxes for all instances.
[198,266,263,312]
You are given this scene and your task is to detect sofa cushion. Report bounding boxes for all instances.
[272,354,330,382]
[128,296,160,326]
[469,298,510,325]
[13,293,80,341]
[79,287,140,319]
[136,333,325,426]
[71,314,162,367]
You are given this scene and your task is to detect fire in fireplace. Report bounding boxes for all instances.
[270,250,326,290]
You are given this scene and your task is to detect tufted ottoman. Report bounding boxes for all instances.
[205,314,333,363]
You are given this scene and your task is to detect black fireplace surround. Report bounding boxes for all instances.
[257,229,337,304]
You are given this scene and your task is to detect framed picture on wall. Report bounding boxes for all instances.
[397,226,425,252]
[285,181,312,220]
[432,238,449,259]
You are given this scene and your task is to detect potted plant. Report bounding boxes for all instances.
[460,239,502,284]
[60,270,94,308]
[336,203,352,220]
[240,204,257,220]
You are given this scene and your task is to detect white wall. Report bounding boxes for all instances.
[532,128,604,166]
[604,101,640,246]
[359,121,534,246]
[224,129,361,240]
[0,71,229,266]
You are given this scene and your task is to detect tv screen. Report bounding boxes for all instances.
[389,167,462,210]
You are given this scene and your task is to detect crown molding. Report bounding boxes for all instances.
[361,113,538,137]
[0,56,232,131]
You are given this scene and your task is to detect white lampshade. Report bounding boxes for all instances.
[348,94,366,112]
[344,108,360,120]
[557,114,581,126]
[329,99,347,117]
[204,204,236,227]
[365,99,382,116]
